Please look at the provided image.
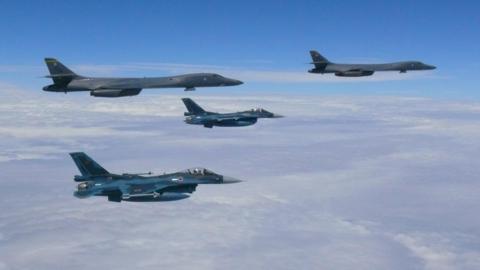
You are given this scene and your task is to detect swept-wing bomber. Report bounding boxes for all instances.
[182,98,283,128]
[70,152,241,202]
[308,50,435,77]
[42,58,243,97]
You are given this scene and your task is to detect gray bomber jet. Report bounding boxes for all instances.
[182,98,283,128]
[308,50,436,77]
[42,58,243,97]
[70,152,241,202]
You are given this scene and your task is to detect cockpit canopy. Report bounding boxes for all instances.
[183,167,216,176]
[250,108,274,116]
[251,108,266,113]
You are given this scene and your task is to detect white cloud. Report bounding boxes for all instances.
[1,85,480,269]
[394,233,457,270]
[391,233,480,270]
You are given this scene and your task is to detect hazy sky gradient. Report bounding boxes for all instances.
[0,1,478,97]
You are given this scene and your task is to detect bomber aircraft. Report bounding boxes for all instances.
[182,98,283,128]
[308,50,435,77]
[42,58,243,97]
[70,152,241,202]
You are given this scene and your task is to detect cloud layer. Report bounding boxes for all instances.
[0,86,479,270]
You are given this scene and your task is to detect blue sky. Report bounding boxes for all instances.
[0,0,479,97]
[2,3,480,269]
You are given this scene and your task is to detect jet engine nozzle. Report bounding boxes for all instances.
[77,182,88,190]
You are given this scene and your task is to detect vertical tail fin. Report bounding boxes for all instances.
[69,152,109,176]
[182,98,207,115]
[44,58,80,86]
[309,50,330,63]
[309,50,330,70]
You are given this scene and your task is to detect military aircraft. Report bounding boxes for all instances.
[182,98,283,128]
[42,58,243,97]
[308,50,436,77]
[70,152,241,202]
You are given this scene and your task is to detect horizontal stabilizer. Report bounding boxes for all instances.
[44,74,78,78]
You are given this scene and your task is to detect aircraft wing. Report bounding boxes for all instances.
[334,68,375,77]
[90,88,142,97]
[103,183,170,202]
[108,182,197,201]
[124,183,168,196]
[215,115,257,122]
[337,67,368,72]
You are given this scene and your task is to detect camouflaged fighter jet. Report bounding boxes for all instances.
[308,50,436,77]
[42,58,243,97]
[70,152,241,202]
[182,98,283,128]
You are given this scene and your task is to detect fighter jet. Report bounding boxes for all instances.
[70,152,241,202]
[182,98,283,128]
[42,58,243,97]
[308,50,436,77]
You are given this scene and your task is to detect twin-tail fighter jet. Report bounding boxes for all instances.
[70,152,241,202]
[42,58,243,97]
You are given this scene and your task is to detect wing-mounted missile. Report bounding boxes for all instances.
[136,172,153,176]
[121,172,153,178]
[184,87,196,91]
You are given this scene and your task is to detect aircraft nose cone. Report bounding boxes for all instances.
[222,176,243,184]
[232,79,243,85]
[272,114,284,118]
